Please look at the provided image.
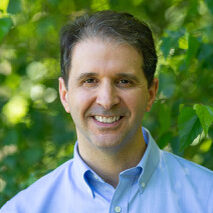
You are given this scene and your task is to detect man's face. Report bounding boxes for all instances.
[59,38,158,153]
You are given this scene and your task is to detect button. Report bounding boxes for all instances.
[114,206,121,212]
[93,175,99,180]
[141,182,146,188]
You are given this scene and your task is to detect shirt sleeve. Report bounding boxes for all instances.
[207,182,213,213]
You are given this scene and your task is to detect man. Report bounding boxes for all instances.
[1,10,213,213]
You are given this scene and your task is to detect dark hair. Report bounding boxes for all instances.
[60,10,157,88]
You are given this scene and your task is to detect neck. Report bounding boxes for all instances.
[78,130,147,188]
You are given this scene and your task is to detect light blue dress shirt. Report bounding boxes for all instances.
[1,128,213,213]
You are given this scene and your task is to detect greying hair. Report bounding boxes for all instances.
[60,10,157,88]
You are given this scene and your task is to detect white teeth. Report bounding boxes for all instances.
[94,116,120,123]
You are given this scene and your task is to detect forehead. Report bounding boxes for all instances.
[70,37,144,77]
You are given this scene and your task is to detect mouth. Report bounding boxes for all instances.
[93,115,122,124]
[91,115,124,128]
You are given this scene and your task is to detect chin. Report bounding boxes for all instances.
[91,135,125,151]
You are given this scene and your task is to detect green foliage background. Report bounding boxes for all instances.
[0,0,213,206]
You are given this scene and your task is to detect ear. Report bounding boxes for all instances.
[146,78,159,112]
[59,77,70,113]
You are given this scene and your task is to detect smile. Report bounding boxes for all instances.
[94,116,121,123]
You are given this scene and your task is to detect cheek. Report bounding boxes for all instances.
[69,90,95,115]
[121,90,148,112]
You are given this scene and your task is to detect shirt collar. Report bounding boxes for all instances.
[137,128,160,193]
[72,127,160,196]
[72,143,95,197]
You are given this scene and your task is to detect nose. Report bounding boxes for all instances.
[96,80,120,110]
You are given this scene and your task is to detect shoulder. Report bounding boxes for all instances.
[1,159,74,212]
[25,158,74,189]
[161,150,213,179]
[159,150,213,209]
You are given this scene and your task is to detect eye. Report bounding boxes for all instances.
[117,79,133,87]
[84,78,96,83]
[120,79,130,84]
[83,78,98,87]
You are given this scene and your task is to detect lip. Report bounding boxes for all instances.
[91,116,124,128]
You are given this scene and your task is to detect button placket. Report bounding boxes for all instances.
[114,206,122,212]
[141,182,145,188]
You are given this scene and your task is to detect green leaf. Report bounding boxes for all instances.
[7,0,22,14]
[160,29,185,59]
[4,155,17,169]
[3,129,18,145]
[0,0,10,13]
[158,70,176,98]
[158,131,173,149]
[186,35,200,67]
[205,0,213,14]
[158,103,171,135]
[160,36,174,59]
[193,104,213,136]
[178,106,202,151]
[73,0,91,10]
[0,16,12,43]
[109,0,134,10]
[23,147,43,165]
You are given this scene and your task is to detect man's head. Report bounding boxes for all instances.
[60,10,157,88]
[59,10,158,155]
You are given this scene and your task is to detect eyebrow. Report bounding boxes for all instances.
[77,72,98,82]
[76,72,140,82]
[115,73,140,82]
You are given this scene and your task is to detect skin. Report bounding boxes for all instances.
[59,37,158,187]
